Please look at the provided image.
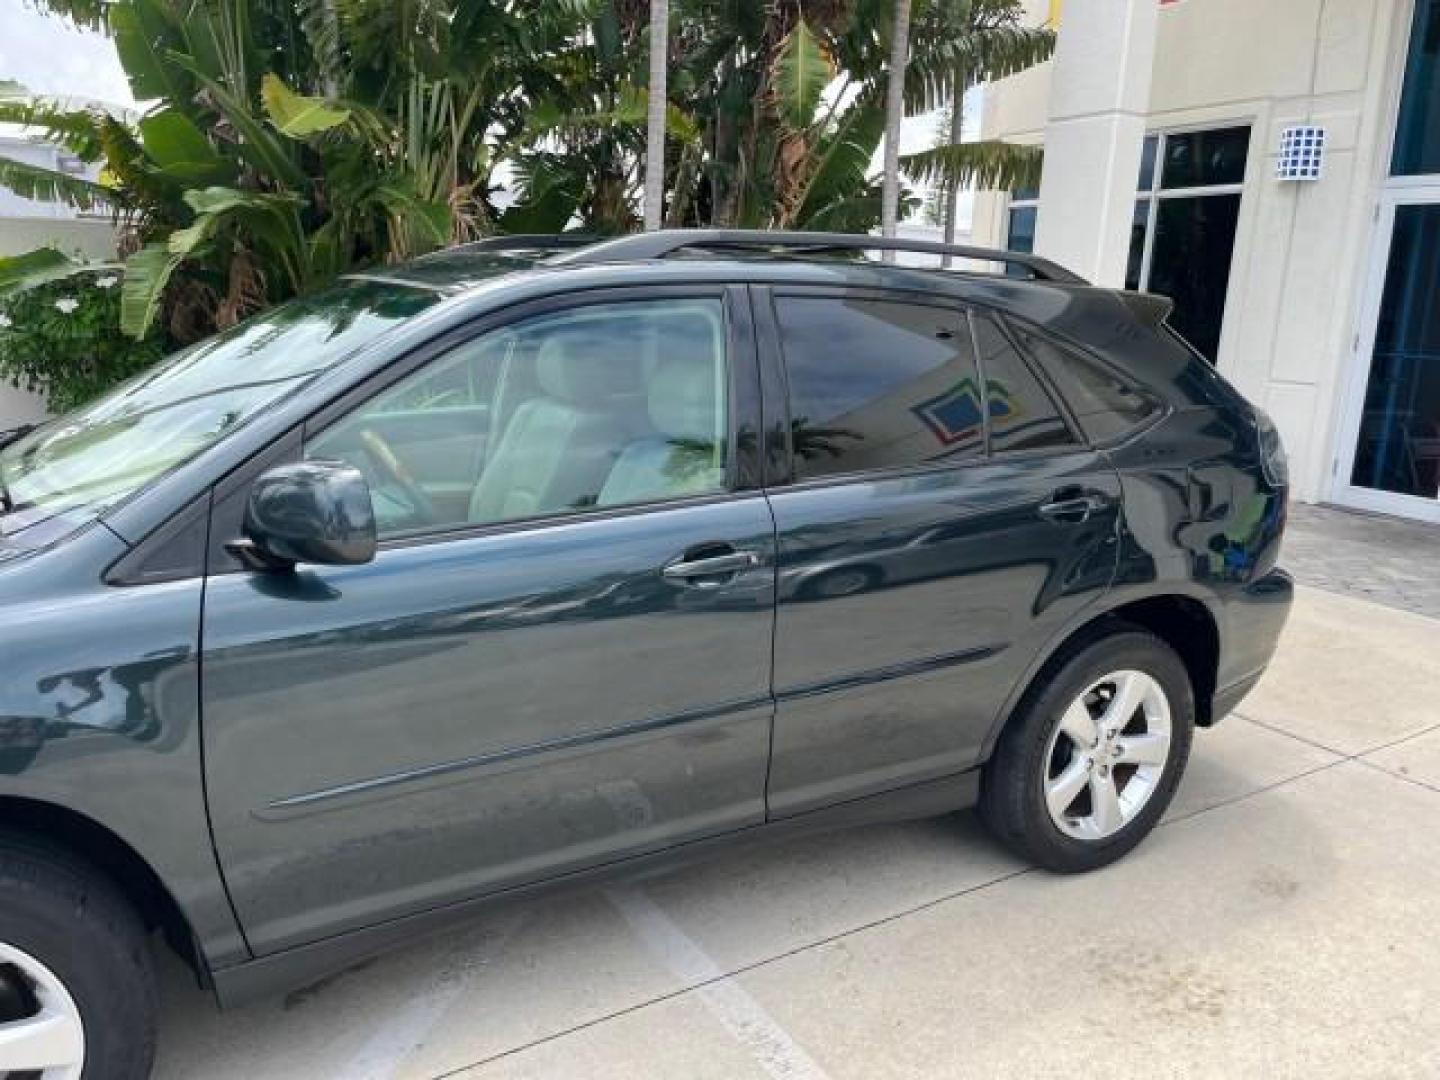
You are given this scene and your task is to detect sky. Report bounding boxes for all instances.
[0,4,135,107]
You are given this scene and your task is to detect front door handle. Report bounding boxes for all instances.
[1038,490,1112,523]
[662,548,761,584]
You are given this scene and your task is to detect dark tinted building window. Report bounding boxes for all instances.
[972,317,1076,454]
[1007,206,1037,255]
[1159,126,1250,188]
[1130,126,1249,363]
[775,297,984,479]
[1146,193,1242,364]
[1015,328,1159,442]
[1392,0,1440,176]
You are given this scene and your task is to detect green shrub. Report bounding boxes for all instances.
[0,271,165,413]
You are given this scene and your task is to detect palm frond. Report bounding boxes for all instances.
[0,99,113,161]
[900,140,1044,192]
[906,25,1056,113]
[0,248,99,297]
[0,156,112,212]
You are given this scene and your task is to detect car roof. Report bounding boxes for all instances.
[358,230,1087,298]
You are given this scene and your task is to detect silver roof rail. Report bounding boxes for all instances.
[548,229,1086,284]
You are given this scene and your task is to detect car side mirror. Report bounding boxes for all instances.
[230,461,377,570]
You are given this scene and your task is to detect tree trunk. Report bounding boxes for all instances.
[880,0,912,261]
[941,86,964,267]
[643,0,670,232]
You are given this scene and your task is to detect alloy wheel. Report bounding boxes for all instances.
[0,942,85,1079]
[1042,669,1173,841]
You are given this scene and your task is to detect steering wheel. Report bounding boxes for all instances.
[358,428,438,524]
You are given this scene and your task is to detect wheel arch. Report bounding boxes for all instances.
[0,795,206,981]
[983,592,1222,760]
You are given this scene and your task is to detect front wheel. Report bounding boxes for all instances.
[981,629,1194,872]
[0,837,157,1079]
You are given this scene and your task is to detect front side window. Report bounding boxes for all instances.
[0,279,437,553]
[309,299,729,537]
[774,297,985,480]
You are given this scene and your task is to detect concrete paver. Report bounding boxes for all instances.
[150,569,1440,1080]
[1235,585,1440,755]
[1283,502,1440,620]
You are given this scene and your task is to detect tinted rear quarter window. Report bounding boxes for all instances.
[970,317,1077,454]
[775,297,985,479]
[1014,327,1160,442]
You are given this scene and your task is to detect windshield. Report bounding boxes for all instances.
[0,278,438,552]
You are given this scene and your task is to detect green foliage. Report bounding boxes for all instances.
[771,23,834,134]
[901,140,1045,192]
[0,271,164,413]
[0,0,1056,407]
[260,74,352,138]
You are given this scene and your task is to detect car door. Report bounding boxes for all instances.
[756,287,1121,816]
[201,286,776,954]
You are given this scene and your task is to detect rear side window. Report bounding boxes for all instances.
[774,296,985,479]
[970,317,1078,454]
[1014,327,1159,442]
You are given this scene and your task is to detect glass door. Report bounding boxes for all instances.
[1336,194,1440,522]
[1333,0,1440,521]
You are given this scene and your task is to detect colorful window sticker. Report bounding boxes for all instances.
[912,377,987,447]
[986,379,1023,427]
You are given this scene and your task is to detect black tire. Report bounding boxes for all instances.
[0,834,157,1080]
[980,628,1195,873]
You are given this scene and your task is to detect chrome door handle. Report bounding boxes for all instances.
[1038,493,1111,523]
[662,550,761,582]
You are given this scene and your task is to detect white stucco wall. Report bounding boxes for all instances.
[975,0,1413,507]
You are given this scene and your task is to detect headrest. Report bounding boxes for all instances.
[648,353,721,442]
[535,330,639,405]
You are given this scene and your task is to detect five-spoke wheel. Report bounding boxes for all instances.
[981,629,1194,872]
[0,942,85,1079]
[0,836,156,1080]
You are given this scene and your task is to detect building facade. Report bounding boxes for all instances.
[973,0,1440,523]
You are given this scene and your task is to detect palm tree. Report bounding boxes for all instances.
[643,0,669,231]
[898,0,1057,260]
[880,0,913,257]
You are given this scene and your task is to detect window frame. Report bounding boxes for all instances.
[301,283,763,549]
[757,285,1086,492]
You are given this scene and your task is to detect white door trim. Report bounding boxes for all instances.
[1330,185,1440,524]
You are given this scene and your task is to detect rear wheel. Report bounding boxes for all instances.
[0,837,157,1079]
[981,630,1194,872]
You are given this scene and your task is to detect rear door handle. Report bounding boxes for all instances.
[662,548,761,584]
[1038,491,1112,523]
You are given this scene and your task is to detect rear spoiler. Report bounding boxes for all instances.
[1116,291,1174,329]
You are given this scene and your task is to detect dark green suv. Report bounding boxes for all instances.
[0,232,1292,1078]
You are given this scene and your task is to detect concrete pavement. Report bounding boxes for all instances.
[151,582,1440,1079]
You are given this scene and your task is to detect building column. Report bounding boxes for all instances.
[1033,0,1159,286]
